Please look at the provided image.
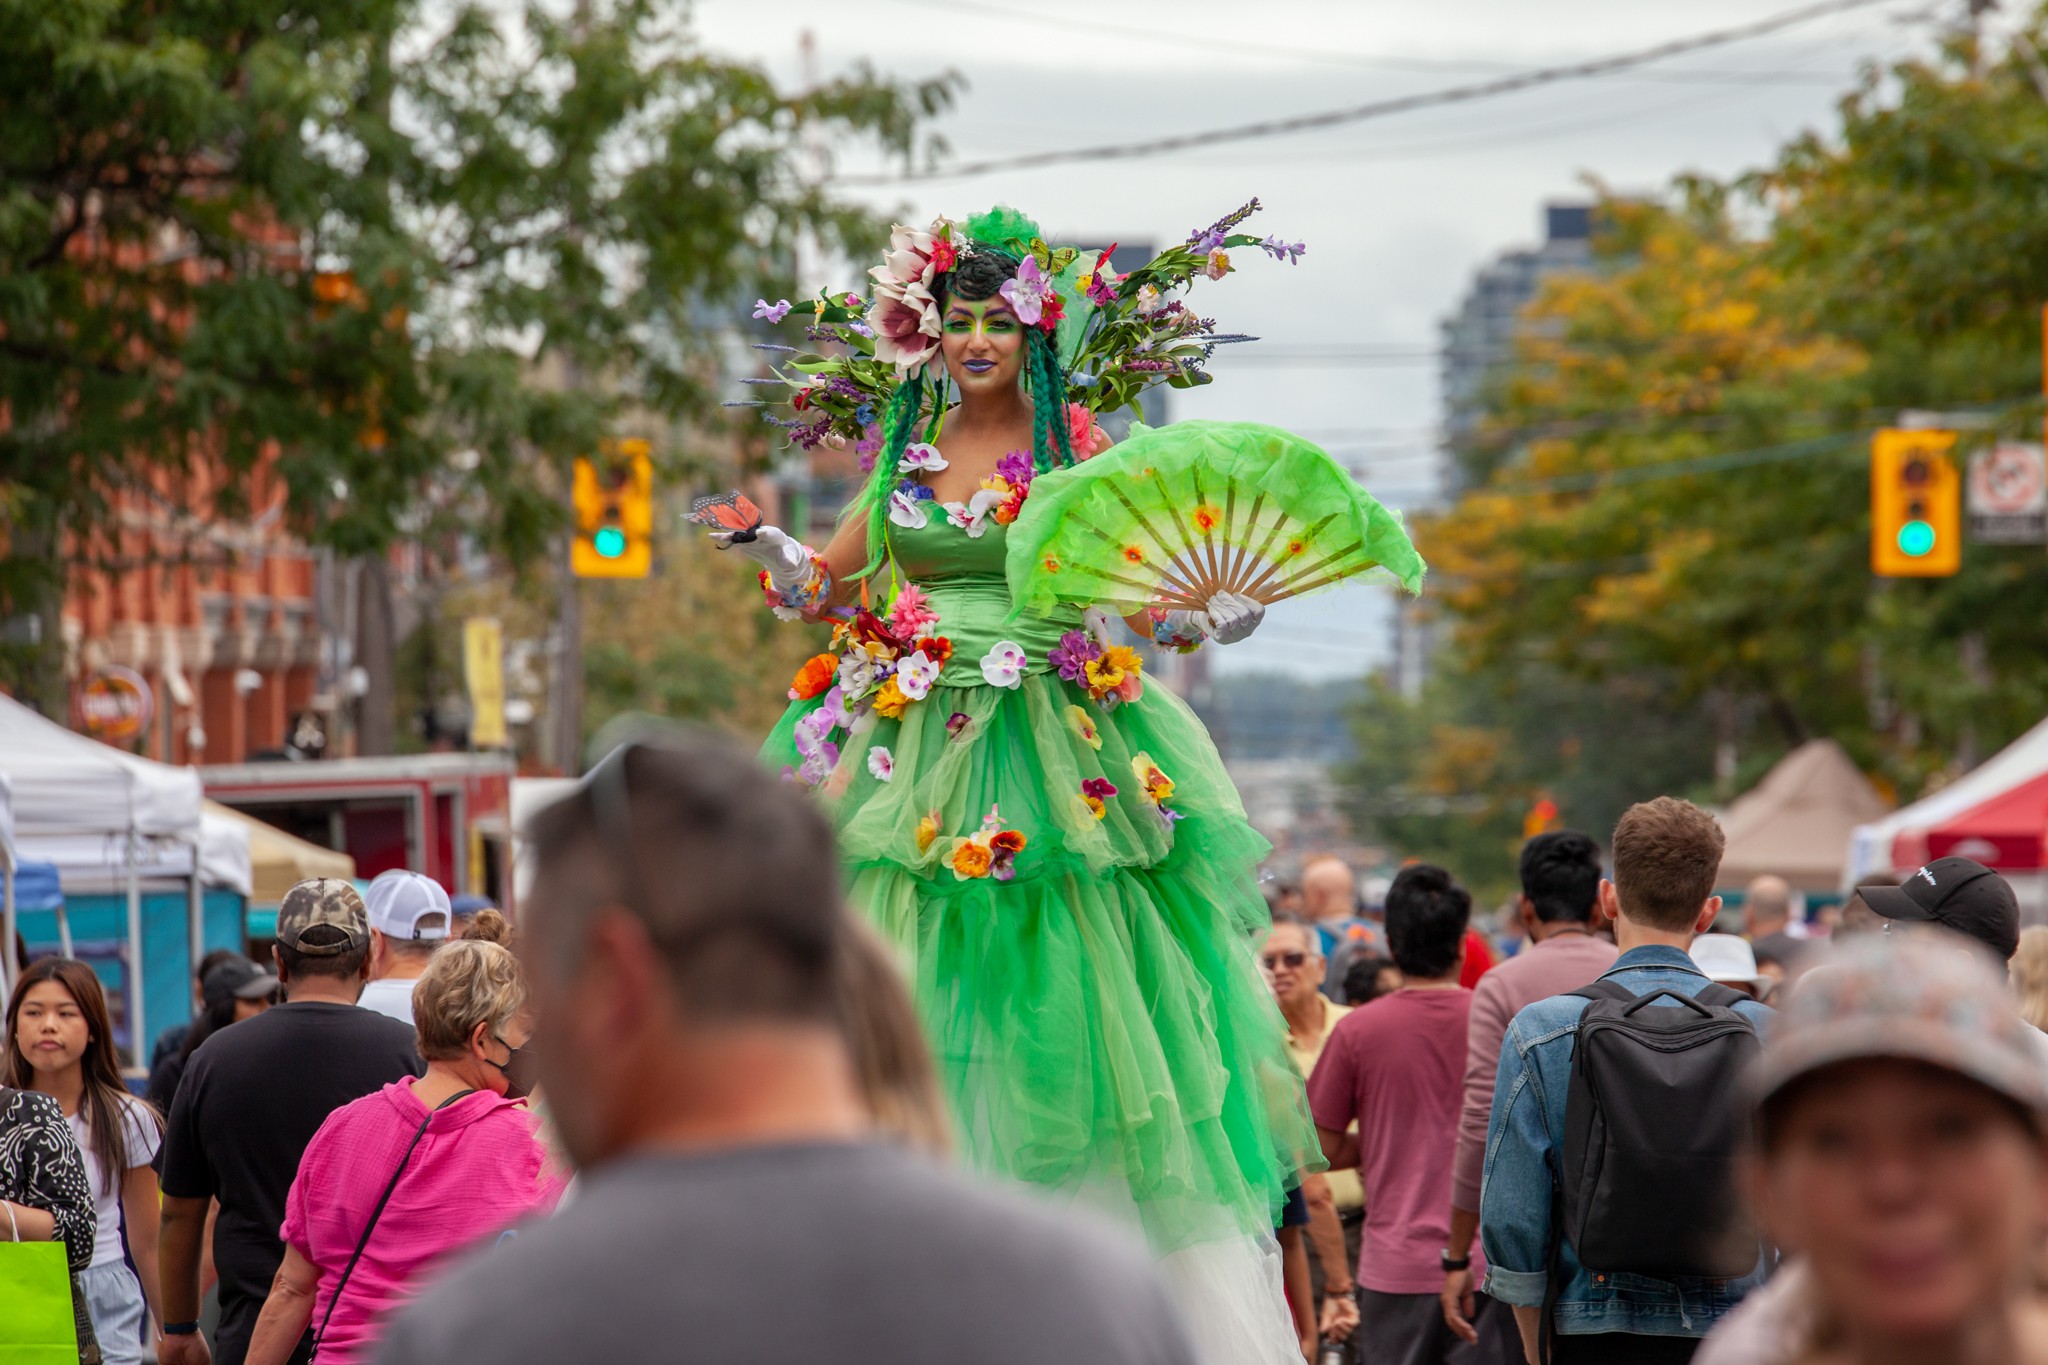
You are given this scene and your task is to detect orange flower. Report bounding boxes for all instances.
[1286,538,1307,557]
[1121,543,1146,564]
[1192,505,1221,533]
[990,829,1026,856]
[1042,554,1061,573]
[949,838,993,880]
[1080,793,1106,820]
[915,635,954,665]
[916,813,940,853]
[871,677,911,719]
[1130,752,1175,804]
[787,653,839,701]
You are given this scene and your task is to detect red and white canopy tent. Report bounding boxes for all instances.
[1847,716,2048,913]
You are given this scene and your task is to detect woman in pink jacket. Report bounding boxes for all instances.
[246,940,565,1365]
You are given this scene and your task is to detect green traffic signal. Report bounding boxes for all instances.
[1896,520,1935,557]
[593,526,627,559]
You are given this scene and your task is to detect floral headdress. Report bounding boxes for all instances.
[729,198,1304,578]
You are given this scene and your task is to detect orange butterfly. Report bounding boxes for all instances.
[688,491,764,542]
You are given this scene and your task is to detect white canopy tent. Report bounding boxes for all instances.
[1846,715,2048,886]
[0,693,248,1062]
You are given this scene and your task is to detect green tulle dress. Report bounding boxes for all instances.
[762,510,1320,1260]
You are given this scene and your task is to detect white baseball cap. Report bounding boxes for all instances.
[363,869,452,942]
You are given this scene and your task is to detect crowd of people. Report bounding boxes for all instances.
[2,732,2047,1365]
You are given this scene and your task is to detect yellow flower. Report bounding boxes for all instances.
[1064,704,1102,750]
[1084,654,1126,694]
[871,677,911,719]
[1099,644,1143,679]
[1080,793,1106,820]
[916,813,940,853]
[1130,752,1175,804]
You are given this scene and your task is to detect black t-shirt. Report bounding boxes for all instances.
[160,999,419,1365]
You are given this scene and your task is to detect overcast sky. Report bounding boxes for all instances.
[696,0,1948,678]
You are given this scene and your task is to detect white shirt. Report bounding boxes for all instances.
[66,1093,161,1269]
[356,977,420,1026]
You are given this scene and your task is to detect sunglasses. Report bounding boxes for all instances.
[1261,950,1311,971]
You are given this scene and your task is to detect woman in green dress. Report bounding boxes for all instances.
[712,208,1320,1364]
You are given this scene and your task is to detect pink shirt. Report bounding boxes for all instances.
[1450,931,1619,1211]
[281,1083,566,1364]
[1306,988,1483,1294]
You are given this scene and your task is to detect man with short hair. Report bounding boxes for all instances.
[159,879,419,1365]
[355,869,452,1025]
[1441,831,1618,1351]
[375,734,1199,1365]
[1310,865,1517,1365]
[1304,856,1386,999]
[1740,873,1804,981]
[1480,799,1773,1364]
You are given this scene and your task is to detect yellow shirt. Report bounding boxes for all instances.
[1287,997,1363,1212]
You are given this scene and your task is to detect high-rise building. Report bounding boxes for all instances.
[1438,202,1595,481]
[1395,204,1598,699]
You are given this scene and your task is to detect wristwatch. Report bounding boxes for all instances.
[1440,1249,1472,1272]
[162,1322,200,1336]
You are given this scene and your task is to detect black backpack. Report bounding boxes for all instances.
[1558,979,1763,1282]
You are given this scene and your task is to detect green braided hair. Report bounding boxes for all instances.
[842,209,1079,583]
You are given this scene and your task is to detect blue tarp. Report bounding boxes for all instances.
[10,861,63,912]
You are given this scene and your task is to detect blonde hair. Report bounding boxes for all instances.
[460,907,513,946]
[413,940,527,1062]
[2013,926,2048,1032]
[833,920,952,1158]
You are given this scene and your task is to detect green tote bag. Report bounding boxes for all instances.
[0,1240,79,1365]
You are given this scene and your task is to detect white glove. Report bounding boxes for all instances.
[709,523,810,591]
[1202,591,1265,645]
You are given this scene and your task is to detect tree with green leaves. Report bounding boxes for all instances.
[1343,22,2048,869]
[0,0,953,730]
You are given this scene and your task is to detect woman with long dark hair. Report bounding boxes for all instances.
[7,959,165,1364]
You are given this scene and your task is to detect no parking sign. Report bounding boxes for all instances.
[1967,442,2048,543]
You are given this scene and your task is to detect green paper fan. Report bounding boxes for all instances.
[1006,420,1426,617]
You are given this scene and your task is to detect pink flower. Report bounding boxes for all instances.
[869,277,941,375]
[870,223,940,290]
[889,583,939,636]
[1065,403,1102,457]
[752,298,792,322]
[999,256,1054,327]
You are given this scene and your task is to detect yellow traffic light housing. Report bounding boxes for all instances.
[1871,428,1960,578]
[572,438,654,578]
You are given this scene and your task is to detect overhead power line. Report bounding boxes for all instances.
[835,0,1900,184]
[885,0,1867,84]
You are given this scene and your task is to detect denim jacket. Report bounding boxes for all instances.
[1478,945,1774,1339]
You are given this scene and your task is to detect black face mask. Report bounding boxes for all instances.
[487,1035,539,1099]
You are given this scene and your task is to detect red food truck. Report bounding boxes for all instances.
[199,753,516,911]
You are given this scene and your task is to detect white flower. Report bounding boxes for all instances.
[943,487,1006,538]
[888,488,932,529]
[837,652,877,698]
[1135,284,1164,316]
[896,651,941,700]
[869,223,939,290]
[899,443,949,476]
[869,277,942,376]
[867,747,895,782]
[1082,605,1118,647]
[980,640,1028,689]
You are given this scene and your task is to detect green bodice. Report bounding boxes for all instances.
[886,518,1080,688]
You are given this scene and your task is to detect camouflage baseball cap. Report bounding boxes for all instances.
[277,877,368,957]
[1753,928,2048,1117]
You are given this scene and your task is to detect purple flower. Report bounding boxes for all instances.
[753,298,793,323]
[994,451,1036,488]
[999,256,1053,326]
[1047,630,1102,682]
[1189,228,1226,253]
[854,423,882,471]
[947,711,973,741]
[1156,805,1183,828]
[1260,236,1306,265]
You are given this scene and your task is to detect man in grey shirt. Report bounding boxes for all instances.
[373,732,1196,1365]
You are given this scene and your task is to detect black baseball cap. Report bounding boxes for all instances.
[1862,857,2020,961]
[201,957,280,1011]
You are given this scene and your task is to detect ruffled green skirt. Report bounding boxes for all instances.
[764,670,1320,1253]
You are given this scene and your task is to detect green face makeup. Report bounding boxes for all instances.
[943,299,1021,340]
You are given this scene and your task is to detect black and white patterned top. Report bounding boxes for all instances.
[0,1085,96,1272]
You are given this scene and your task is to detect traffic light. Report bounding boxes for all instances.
[571,438,653,578]
[1871,428,1960,577]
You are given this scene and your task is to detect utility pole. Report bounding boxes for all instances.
[551,524,583,775]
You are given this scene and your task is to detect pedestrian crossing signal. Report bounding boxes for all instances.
[572,439,653,578]
[1871,429,1960,577]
